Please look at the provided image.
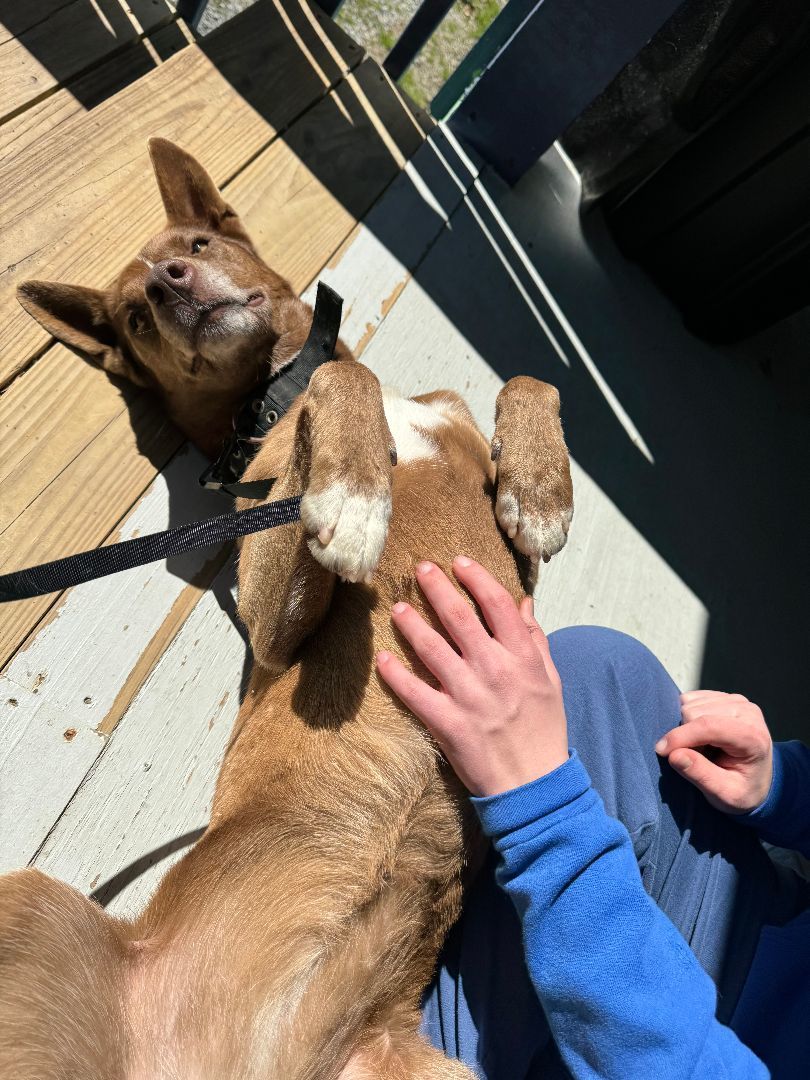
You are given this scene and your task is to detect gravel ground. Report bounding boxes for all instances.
[186,0,505,111]
[194,0,260,36]
[337,0,504,109]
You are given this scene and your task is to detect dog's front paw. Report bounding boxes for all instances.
[301,482,392,583]
[495,478,573,565]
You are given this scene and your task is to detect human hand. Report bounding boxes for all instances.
[655,691,773,814]
[376,557,568,797]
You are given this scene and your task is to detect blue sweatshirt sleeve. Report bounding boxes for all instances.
[734,741,810,858]
[471,753,768,1080]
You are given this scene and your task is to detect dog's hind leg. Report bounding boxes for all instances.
[237,361,395,672]
[339,1029,477,1079]
[0,868,131,1079]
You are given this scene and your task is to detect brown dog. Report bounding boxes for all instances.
[2,140,573,1078]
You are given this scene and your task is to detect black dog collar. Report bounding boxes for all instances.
[199,281,343,499]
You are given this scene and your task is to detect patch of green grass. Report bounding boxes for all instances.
[337,0,506,114]
[472,0,502,37]
[399,69,428,109]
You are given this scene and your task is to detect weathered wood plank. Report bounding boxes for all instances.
[226,59,424,291]
[0,0,176,124]
[0,1,89,46]
[0,398,182,664]
[0,444,223,872]
[3,455,218,723]
[0,347,131,533]
[0,21,193,165]
[32,560,244,916]
[2,130,475,890]
[0,692,105,873]
[0,0,364,388]
[309,128,476,353]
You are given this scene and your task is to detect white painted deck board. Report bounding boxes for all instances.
[0,445,215,872]
[303,128,476,338]
[33,560,243,919]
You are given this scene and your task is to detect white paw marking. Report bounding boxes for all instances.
[301,482,392,583]
[496,490,573,564]
[382,387,445,463]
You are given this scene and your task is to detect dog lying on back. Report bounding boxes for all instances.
[3,139,573,1078]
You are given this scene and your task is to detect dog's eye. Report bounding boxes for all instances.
[191,238,209,255]
[128,309,148,334]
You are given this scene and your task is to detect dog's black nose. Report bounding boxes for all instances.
[146,260,195,305]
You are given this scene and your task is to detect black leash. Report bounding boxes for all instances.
[0,498,302,603]
[0,283,343,604]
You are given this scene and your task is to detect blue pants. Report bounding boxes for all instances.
[421,627,789,1079]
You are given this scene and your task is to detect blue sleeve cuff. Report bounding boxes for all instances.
[736,741,786,828]
[470,751,592,841]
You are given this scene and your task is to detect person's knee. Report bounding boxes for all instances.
[548,626,679,725]
[547,626,680,841]
[548,625,662,678]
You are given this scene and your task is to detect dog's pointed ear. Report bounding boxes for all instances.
[16,280,149,387]
[148,137,253,244]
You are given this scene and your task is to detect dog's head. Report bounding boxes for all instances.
[17,139,312,454]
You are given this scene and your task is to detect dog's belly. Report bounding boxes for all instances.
[130,712,467,1078]
[381,386,448,463]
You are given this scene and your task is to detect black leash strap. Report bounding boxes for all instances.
[0,497,302,603]
[199,281,343,499]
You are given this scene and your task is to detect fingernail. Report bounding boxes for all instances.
[392,602,409,615]
[671,751,691,771]
[454,556,473,568]
[377,651,391,665]
[416,561,434,575]
[654,737,668,754]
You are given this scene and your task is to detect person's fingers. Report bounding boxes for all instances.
[376,650,450,734]
[414,562,491,656]
[667,747,740,805]
[656,716,764,758]
[680,690,746,708]
[518,596,555,670]
[390,601,465,691]
[680,698,752,728]
[452,556,533,654]
[519,596,538,639]
[680,690,724,704]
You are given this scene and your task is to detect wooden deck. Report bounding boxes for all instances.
[3,1,806,916]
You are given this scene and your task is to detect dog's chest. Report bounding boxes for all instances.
[381,388,449,464]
